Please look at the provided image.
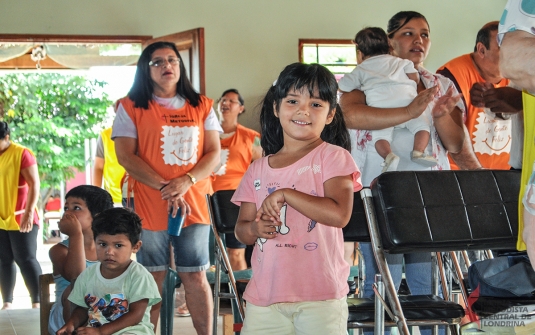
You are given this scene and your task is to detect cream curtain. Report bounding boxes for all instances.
[0,44,33,63]
[0,43,141,68]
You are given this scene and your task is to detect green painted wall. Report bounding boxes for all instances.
[1,0,507,130]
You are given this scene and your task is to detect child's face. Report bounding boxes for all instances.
[64,197,92,231]
[95,233,141,279]
[274,87,335,143]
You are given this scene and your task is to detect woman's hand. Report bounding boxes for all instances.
[160,175,193,201]
[432,85,461,119]
[19,211,34,233]
[58,213,82,237]
[407,86,439,119]
[256,190,285,222]
[167,196,191,217]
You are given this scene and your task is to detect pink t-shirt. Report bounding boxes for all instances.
[231,142,362,306]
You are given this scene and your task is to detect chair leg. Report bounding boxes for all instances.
[160,268,178,335]
[374,274,385,335]
[213,247,222,335]
[361,190,410,335]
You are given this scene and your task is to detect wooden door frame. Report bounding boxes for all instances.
[0,29,205,95]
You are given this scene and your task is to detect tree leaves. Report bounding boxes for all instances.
[0,73,112,201]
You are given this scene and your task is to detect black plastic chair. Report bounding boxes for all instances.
[364,170,521,334]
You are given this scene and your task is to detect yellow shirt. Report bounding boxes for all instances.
[0,143,25,230]
[101,127,126,204]
[518,90,535,250]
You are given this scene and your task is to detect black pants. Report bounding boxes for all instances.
[0,225,42,304]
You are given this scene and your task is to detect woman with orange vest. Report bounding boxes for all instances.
[112,41,221,332]
[212,88,261,271]
[0,121,42,310]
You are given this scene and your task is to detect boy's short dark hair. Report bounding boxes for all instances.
[65,185,113,218]
[92,208,142,245]
[354,27,390,58]
[474,21,499,52]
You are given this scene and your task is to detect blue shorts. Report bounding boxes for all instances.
[225,232,246,249]
[137,224,211,273]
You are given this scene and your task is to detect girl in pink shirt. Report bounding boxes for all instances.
[232,63,362,335]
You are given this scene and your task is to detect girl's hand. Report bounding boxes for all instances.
[58,213,83,237]
[432,86,461,119]
[257,190,285,221]
[160,175,193,201]
[167,197,191,217]
[19,211,34,233]
[407,86,439,119]
[251,212,281,239]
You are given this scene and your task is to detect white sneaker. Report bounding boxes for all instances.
[411,150,438,167]
[381,153,400,173]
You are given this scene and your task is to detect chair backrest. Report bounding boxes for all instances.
[370,170,520,253]
[343,191,371,242]
[209,189,240,235]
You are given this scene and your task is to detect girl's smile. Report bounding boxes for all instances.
[275,87,334,144]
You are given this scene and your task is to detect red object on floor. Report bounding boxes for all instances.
[466,284,481,322]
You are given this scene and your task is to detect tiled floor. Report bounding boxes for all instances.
[0,236,228,335]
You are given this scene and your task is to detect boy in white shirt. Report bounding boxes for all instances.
[56,208,161,335]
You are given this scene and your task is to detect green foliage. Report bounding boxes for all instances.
[0,73,111,195]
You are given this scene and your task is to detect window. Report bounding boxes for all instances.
[299,39,357,81]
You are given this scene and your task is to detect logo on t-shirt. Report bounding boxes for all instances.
[214,149,229,175]
[472,111,511,155]
[85,293,129,327]
[161,126,200,165]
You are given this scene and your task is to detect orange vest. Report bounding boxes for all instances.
[212,124,260,192]
[438,54,511,169]
[120,96,214,230]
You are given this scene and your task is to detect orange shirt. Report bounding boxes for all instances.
[120,96,213,231]
[212,124,260,192]
[437,54,511,169]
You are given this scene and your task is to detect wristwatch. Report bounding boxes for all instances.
[186,172,197,185]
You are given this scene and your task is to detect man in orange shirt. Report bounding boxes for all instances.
[437,21,519,170]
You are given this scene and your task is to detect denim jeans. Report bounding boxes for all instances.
[360,242,445,335]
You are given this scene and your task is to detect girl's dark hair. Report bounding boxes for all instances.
[354,27,390,58]
[92,208,142,246]
[260,63,350,155]
[387,11,430,39]
[218,88,245,113]
[0,121,10,139]
[65,185,114,218]
[128,41,200,109]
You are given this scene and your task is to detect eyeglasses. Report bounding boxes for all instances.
[149,57,180,68]
[219,98,241,105]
